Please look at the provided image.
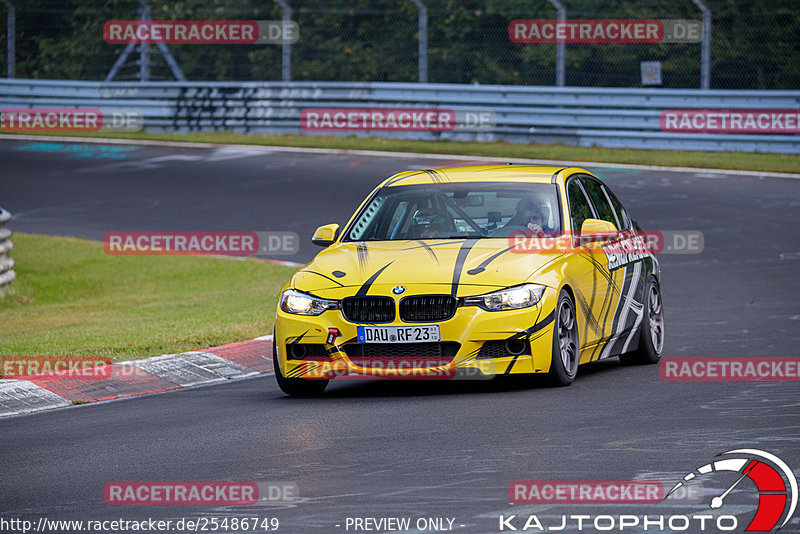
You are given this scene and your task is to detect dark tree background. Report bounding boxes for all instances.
[1,0,798,88]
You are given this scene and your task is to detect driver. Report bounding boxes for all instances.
[504,196,552,234]
[411,208,451,239]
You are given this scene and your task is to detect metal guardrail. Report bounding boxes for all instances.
[0,207,14,297]
[1,79,798,153]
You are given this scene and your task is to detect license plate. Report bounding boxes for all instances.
[356,325,440,343]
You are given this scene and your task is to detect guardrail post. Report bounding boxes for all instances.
[1,0,14,78]
[0,207,15,297]
[274,0,292,81]
[692,0,712,89]
[547,0,566,86]
[410,0,428,83]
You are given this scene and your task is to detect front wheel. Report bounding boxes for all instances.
[547,290,579,386]
[273,331,328,396]
[620,275,664,365]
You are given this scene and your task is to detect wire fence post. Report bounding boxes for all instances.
[692,0,712,89]
[138,0,150,81]
[1,1,14,78]
[105,0,184,82]
[410,0,428,83]
[547,0,565,86]
[275,0,292,81]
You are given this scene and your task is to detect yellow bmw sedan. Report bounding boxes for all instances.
[273,165,664,395]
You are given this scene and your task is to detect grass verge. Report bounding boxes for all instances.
[0,233,298,364]
[18,131,800,174]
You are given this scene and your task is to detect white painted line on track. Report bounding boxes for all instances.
[1,134,798,180]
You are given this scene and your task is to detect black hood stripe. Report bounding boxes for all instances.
[467,245,515,275]
[356,261,395,296]
[414,239,440,264]
[450,239,479,296]
[356,242,369,270]
[402,239,469,249]
[297,270,345,287]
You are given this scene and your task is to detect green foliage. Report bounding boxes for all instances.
[0,0,797,88]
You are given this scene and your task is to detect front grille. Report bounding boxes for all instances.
[399,295,457,322]
[341,296,395,323]
[343,342,460,360]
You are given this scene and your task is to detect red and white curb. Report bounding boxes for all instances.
[0,336,274,418]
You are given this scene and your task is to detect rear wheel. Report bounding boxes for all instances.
[547,290,579,386]
[620,275,664,365]
[273,330,328,396]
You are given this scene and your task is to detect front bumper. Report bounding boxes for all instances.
[275,289,558,381]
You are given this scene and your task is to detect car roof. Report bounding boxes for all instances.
[380,164,585,187]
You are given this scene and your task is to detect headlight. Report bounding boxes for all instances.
[463,284,545,311]
[280,289,339,316]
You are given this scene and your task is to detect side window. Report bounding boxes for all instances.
[385,200,411,239]
[567,179,595,233]
[602,185,631,231]
[580,177,619,230]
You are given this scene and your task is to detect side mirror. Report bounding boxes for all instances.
[579,219,617,242]
[311,223,340,247]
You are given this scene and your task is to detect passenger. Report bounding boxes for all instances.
[505,197,552,235]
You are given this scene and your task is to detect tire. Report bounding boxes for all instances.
[273,330,328,396]
[547,290,580,386]
[620,275,664,365]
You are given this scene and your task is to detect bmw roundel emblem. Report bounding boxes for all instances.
[392,285,406,295]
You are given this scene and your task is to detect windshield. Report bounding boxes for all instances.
[344,182,562,241]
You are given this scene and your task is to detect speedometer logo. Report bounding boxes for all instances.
[666,449,797,531]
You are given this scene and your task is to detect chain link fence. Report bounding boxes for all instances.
[0,0,797,89]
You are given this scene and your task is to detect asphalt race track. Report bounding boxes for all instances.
[1,138,799,533]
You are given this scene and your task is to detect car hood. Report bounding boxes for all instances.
[290,239,562,297]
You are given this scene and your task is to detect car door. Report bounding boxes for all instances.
[579,176,646,359]
[565,176,610,351]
